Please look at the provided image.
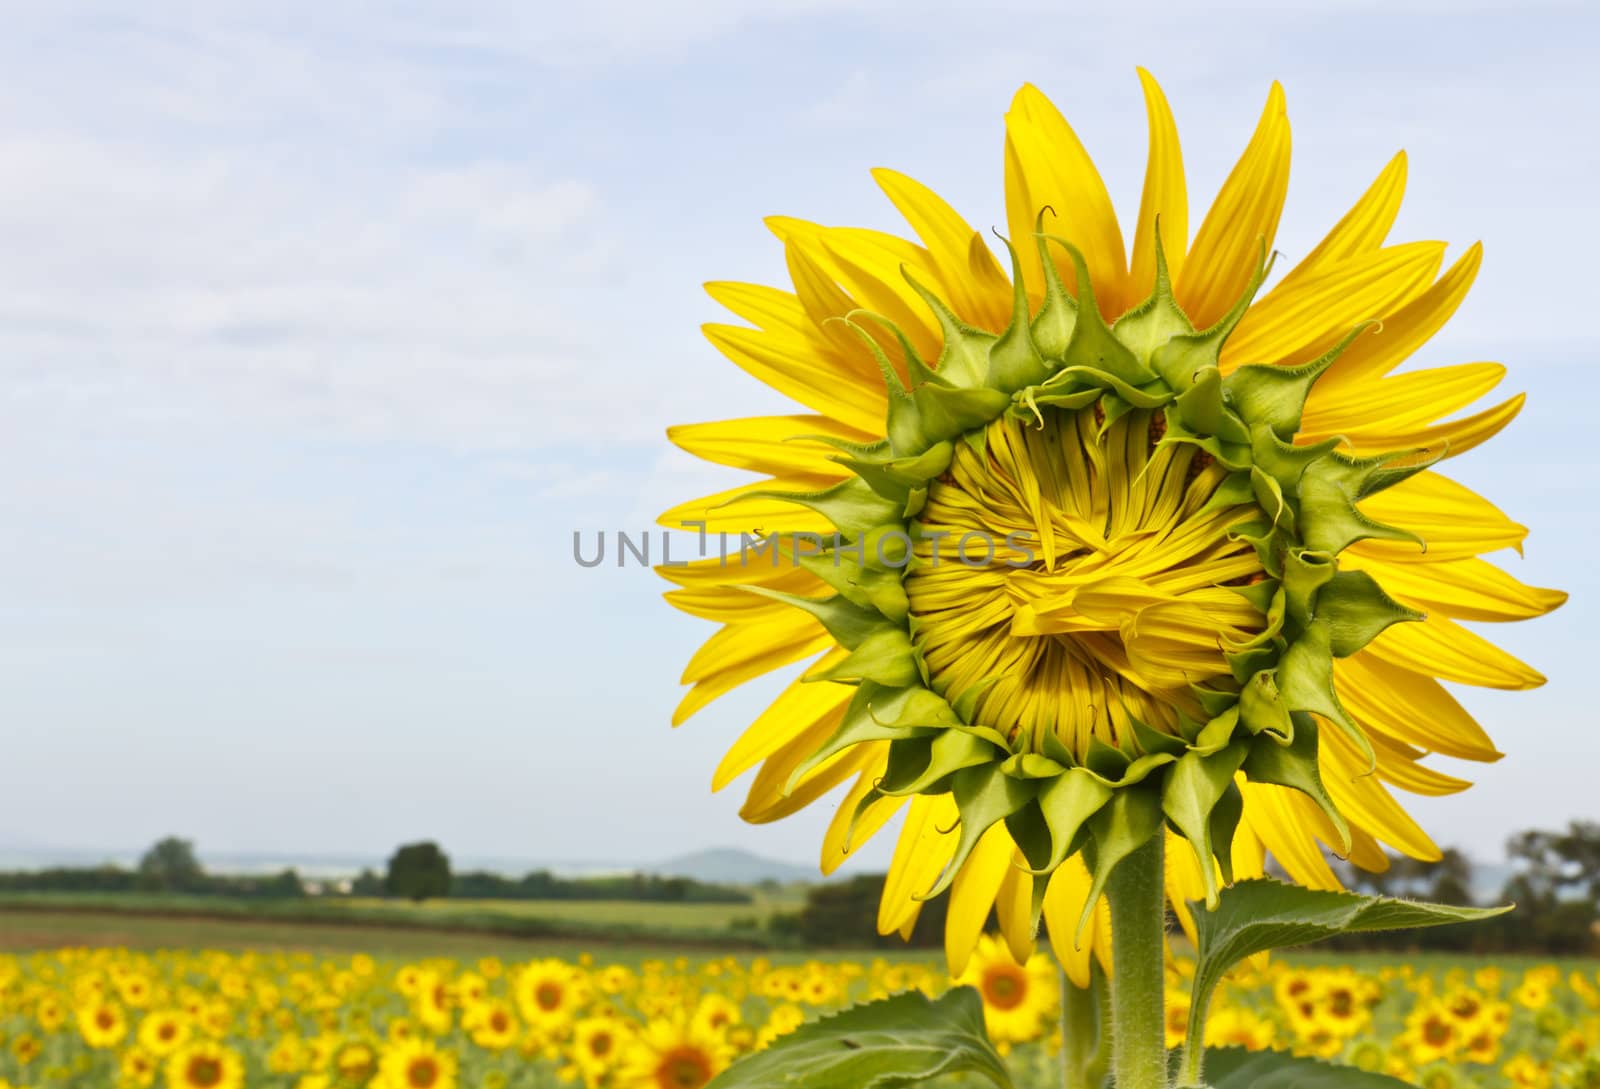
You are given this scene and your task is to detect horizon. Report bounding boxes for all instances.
[1,2,1593,877]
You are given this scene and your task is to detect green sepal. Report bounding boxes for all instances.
[913,383,1013,447]
[786,683,947,793]
[1236,670,1293,742]
[920,765,1039,900]
[740,587,891,651]
[836,441,953,503]
[1280,549,1335,635]
[1078,789,1165,941]
[1277,626,1372,770]
[734,477,903,538]
[987,235,1053,391]
[809,627,923,687]
[1240,713,1350,853]
[1162,744,1250,908]
[798,549,911,624]
[1297,465,1425,555]
[1111,224,1194,365]
[1316,569,1424,656]
[877,729,998,797]
[1028,218,1079,359]
[1129,716,1189,759]
[1041,235,1153,387]
[1000,752,1068,779]
[1223,323,1370,439]
[1147,243,1267,393]
[1209,782,1245,886]
[835,315,924,456]
[1026,768,1114,876]
[1046,365,1170,409]
[1323,445,1442,501]
[901,270,993,389]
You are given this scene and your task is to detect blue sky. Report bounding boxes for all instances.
[0,2,1594,874]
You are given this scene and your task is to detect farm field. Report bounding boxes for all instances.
[0,923,1597,1089]
[0,892,802,953]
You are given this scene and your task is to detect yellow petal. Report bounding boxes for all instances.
[665,568,827,624]
[872,167,1014,332]
[1241,782,1340,890]
[1301,362,1505,437]
[1320,244,1482,388]
[1222,242,1443,370]
[668,414,876,476]
[821,755,903,875]
[1344,552,1567,623]
[1367,731,1473,797]
[712,663,853,791]
[1323,393,1524,461]
[739,730,878,824]
[673,622,834,726]
[1042,855,1105,988]
[1367,613,1546,690]
[946,823,1016,976]
[1004,83,1128,317]
[1129,68,1188,298]
[1278,151,1407,287]
[995,853,1036,966]
[1320,726,1441,862]
[1352,472,1527,563]
[657,476,843,536]
[1335,654,1501,761]
[703,322,886,434]
[1175,83,1290,329]
[878,794,959,935]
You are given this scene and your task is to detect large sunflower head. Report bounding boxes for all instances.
[661,72,1564,976]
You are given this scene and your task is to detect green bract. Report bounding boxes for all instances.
[734,227,1432,933]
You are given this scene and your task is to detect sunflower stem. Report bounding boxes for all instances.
[1106,835,1169,1089]
[1057,961,1104,1089]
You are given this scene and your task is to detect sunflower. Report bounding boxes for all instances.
[513,959,587,1033]
[951,934,1058,1046]
[463,998,519,1051]
[76,999,128,1049]
[374,1037,457,1089]
[572,1014,634,1084]
[659,71,1563,976]
[121,1046,159,1088]
[618,1013,734,1089]
[164,1040,245,1089]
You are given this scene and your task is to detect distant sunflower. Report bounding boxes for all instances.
[618,1015,733,1089]
[375,1037,457,1089]
[957,933,1058,1045]
[164,1040,244,1089]
[76,999,128,1049]
[660,72,1564,976]
[513,959,587,1032]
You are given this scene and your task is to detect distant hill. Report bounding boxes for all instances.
[643,848,816,885]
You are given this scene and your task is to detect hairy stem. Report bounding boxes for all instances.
[1106,836,1168,1089]
[1058,961,1104,1089]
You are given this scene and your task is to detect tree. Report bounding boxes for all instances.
[384,842,452,902]
[136,837,205,893]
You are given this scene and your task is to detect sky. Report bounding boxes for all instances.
[0,1,1595,876]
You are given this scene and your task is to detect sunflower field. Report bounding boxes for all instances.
[1,939,1598,1089]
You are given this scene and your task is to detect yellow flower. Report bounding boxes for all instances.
[1203,1005,1274,1051]
[164,1040,245,1089]
[572,1015,633,1083]
[76,1000,129,1049]
[1406,1001,1461,1065]
[957,934,1058,1045]
[375,1037,457,1089]
[120,1046,159,1088]
[515,959,587,1031]
[660,72,1563,976]
[463,998,519,1051]
[1503,1053,1552,1089]
[618,1014,733,1089]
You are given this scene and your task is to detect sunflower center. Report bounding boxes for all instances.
[187,1057,222,1087]
[657,1047,713,1089]
[905,405,1265,756]
[980,966,1027,1010]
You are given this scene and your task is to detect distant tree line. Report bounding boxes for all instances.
[0,837,306,899]
[362,841,751,904]
[775,822,1600,954]
[0,837,751,907]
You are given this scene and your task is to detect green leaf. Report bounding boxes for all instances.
[706,987,1013,1089]
[1194,1047,1418,1088]
[1181,880,1509,1088]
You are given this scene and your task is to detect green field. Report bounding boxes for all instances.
[0,889,811,958]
